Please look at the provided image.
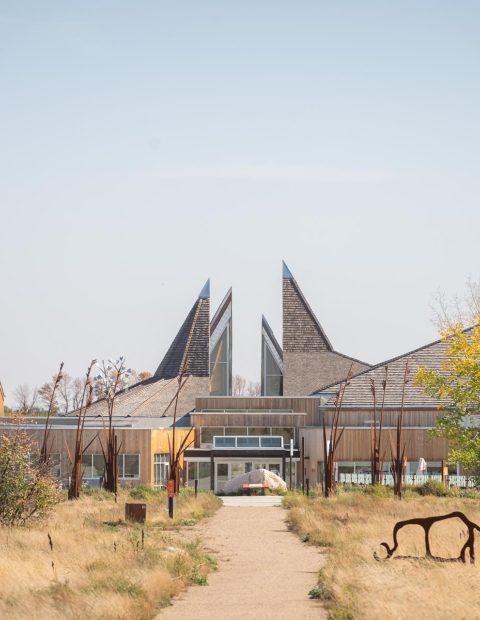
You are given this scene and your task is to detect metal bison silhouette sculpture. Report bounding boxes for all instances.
[374,511,480,564]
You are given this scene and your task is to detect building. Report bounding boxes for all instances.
[41,262,455,491]
[0,382,4,416]
[0,415,193,488]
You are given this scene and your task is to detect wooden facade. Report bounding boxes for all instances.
[195,396,322,425]
[300,427,449,479]
[321,408,445,429]
[23,424,192,487]
[195,397,450,483]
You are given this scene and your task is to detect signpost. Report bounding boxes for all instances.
[167,479,175,519]
[289,439,293,490]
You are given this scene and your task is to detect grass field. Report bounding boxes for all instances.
[284,487,480,620]
[0,487,221,620]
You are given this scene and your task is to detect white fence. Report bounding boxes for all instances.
[338,473,477,488]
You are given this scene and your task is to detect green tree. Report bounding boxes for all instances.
[0,424,60,526]
[416,320,480,481]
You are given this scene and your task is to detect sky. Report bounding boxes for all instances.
[1,1,480,406]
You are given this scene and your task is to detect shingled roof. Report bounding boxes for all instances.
[282,262,370,395]
[67,279,211,418]
[314,335,456,408]
[154,279,210,379]
[78,375,209,418]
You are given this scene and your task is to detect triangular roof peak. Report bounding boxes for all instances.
[154,283,210,379]
[198,278,210,300]
[283,272,333,352]
[282,261,294,279]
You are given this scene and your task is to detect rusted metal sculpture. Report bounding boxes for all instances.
[374,511,480,564]
[322,364,354,497]
[369,366,388,485]
[388,359,410,498]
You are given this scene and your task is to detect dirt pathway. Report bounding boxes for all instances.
[159,505,326,620]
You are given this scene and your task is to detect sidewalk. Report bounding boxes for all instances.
[158,505,326,619]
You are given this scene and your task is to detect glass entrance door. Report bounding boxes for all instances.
[216,463,229,493]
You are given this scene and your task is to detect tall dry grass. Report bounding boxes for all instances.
[285,489,480,619]
[0,488,221,620]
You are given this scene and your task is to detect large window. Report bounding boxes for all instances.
[29,453,61,477]
[187,462,211,490]
[261,319,283,397]
[119,454,140,479]
[210,295,232,396]
[81,454,106,478]
[201,427,224,445]
[81,454,139,479]
[200,427,295,447]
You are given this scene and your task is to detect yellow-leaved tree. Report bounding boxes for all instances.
[416,318,480,483]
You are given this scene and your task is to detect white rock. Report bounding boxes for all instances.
[222,469,287,494]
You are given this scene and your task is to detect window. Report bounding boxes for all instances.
[248,427,270,436]
[81,454,105,478]
[154,453,169,488]
[261,326,283,397]
[187,462,211,490]
[237,437,260,448]
[261,437,282,448]
[225,427,246,436]
[269,463,281,476]
[214,437,236,448]
[272,428,294,444]
[201,427,224,445]
[254,463,267,471]
[29,453,61,476]
[210,304,232,396]
[285,461,296,485]
[119,454,140,479]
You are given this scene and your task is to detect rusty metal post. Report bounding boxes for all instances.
[114,434,118,503]
[194,479,198,499]
[289,438,293,491]
[301,436,305,494]
[306,478,310,497]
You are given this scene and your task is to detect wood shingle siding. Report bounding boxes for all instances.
[281,268,370,396]
[155,295,210,379]
[314,333,469,407]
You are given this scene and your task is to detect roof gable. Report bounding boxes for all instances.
[283,266,333,353]
[154,281,210,379]
[315,335,457,407]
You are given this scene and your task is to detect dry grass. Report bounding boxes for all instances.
[0,488,221,620]
[285,488,480,619]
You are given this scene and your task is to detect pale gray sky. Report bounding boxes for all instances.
[1,2,479,405]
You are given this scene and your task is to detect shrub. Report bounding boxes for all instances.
[363,484,391,498]
[0,426,60,526]
[128,484,164,500]
[415,479,448,497]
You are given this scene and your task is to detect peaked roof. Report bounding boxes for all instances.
[154,280,210,379]
[282,262,333,352]
[315,334,456,407]
[67,375,209,418]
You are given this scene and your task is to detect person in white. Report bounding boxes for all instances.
[416,458,427,476]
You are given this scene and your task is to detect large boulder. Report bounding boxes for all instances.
[222,468,287,494]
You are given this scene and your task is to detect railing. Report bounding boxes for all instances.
[200,409,296,415]
[213,436,284,449]
[338,473,477,488]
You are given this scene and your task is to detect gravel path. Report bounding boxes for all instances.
[159,505,326,620]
